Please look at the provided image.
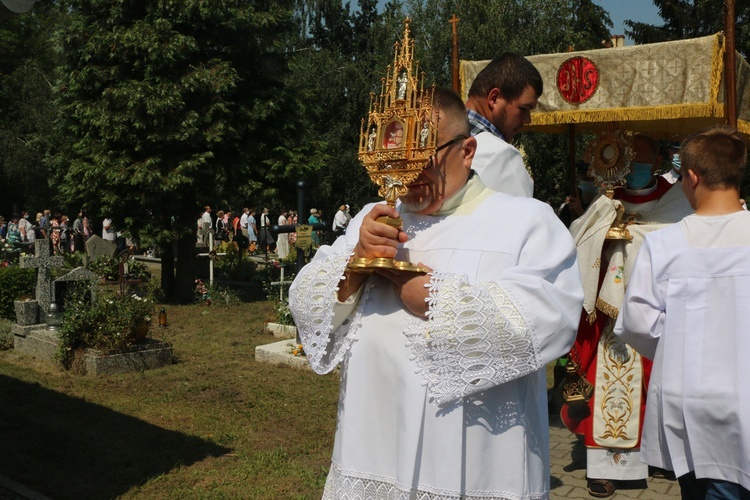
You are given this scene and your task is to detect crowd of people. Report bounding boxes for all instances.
[197,204,353,260]
[288,49,750,500]
[0,208,121,255]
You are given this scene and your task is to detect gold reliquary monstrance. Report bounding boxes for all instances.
[584,126,636,240]
[348,20,435,274]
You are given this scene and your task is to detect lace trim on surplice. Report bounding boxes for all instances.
[288,249,372,374]
[322,461,543,500]
[404,271,539,406]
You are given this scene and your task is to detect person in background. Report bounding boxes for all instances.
[332,204,348,237]
[562,134,693,497]
[558,161,599,228]
[6,216,21,245]
[276,209,290,259]
[307,208,321,249]
[615,125,750,499]
[464,52,542,197]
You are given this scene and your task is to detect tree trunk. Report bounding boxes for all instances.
[175,234,196,304]
[160,244,175,301]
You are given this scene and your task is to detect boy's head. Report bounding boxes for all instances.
[680,125,747,191]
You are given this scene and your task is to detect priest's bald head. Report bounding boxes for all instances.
[401,88,477,214]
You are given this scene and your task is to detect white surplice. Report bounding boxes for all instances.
[289,175,583,499]
[614,211,750,489]
[472,132,534,198]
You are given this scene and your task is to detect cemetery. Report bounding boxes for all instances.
[0,229,334,499]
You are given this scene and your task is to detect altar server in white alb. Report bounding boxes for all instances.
[615,125,750,499]
[289,88,584,499]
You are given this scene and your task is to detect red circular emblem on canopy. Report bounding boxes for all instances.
[557,57,599,104]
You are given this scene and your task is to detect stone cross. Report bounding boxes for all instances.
[54,267,99,311]
[20,240,65,316]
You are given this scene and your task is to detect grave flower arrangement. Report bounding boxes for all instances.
[290,342,305,357]
[0,241,22,267]
[194,279,212,305]
[58,284,156,365]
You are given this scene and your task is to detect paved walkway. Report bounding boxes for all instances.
[549,415,681,499]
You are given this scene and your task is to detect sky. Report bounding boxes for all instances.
[592,0,662,44]
[363,0,665,46]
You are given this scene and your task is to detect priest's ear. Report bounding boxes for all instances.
[461,136,477,169]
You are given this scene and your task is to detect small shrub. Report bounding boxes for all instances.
[88,255,151,281]
[0,266,35,320]
[194,279,241,307]
[58,284,156,367]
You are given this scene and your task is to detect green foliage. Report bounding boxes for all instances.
[58,284,156,367]
[87,256,151,282]
[290,0,613,211]
[193,278,241,307]
[0,267,35,320]
[0,3,63,217]
[50,0,301,302]
[0,241,23,267]
[212,241,260,282]
[625,0,750,57]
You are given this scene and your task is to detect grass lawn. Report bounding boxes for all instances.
[0,301,340,499]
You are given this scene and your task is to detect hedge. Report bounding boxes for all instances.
[0,267,35,320]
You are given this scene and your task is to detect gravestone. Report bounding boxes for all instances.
[85,235,116,261]
[54,267,99,312]
[19,240,64,316]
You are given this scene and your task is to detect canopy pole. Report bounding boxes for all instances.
[725,0,737,127]
[568,125,577,195]
[449,14,460,93]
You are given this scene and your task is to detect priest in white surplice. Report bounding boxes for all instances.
[289,89,584,499]
[615,126,750,498]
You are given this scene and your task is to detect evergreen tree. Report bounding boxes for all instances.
[0,2,62,217]
[625,0,750,57]
[51,0,300,302]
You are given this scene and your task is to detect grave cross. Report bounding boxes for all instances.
[20,240,65,315]
[196,222,226,285]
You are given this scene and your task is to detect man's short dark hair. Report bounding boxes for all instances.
[432,87,469,136]
[681,125,747,190]
[468,52,543,101]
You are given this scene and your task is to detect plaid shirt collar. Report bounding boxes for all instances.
[467,109,505,141]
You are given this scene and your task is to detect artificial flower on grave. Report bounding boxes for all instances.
[194,279,212,305]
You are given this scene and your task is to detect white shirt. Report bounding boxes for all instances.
[240,212,248,229]
[290,176,583,499]
[102,218,115,241]
[615,211,750,488]
[201,211,212,229]
[471,131,534,198]
[332,209,348,231]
